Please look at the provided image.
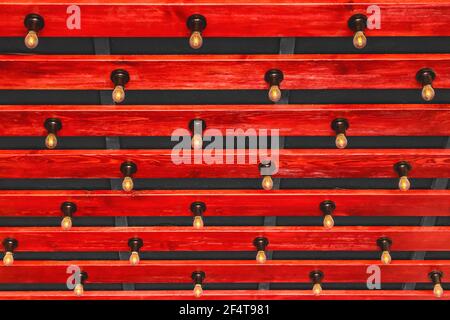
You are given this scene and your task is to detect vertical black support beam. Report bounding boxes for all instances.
[403,137,450,290]
[94,38,135,291]
[258,37,295,291]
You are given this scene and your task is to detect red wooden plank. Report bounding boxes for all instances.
[0,290,446,300]
[0,226,449,251]
[1,260,449,283]
[0,1,450,37]
[1,54,450,89]
[1,104,450,136]
[0,190,448,217]
[0,149,447,178]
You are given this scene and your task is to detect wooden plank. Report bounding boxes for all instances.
[1,1,450,37]
[1,104,450,136]
[1,260,449,283]
[1,226,449,251]
[0,149,447,178]
[1,54,450,89]
[0,290,446,300]
[0,190,448,217]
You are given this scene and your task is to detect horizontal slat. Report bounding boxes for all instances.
[0,149,448,178]
[0,290,446,300]
[1,1,450,37]
[1,260,448,283]
[1,54,450,89]
[1,226,449,251]
[1,104,450,136]
[0,190,448,217]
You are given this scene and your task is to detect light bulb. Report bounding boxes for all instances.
[25,30,38,49]
[193,284,203,298]
[335,133,348,149]
[122,176,134,192]
[312,283,322,296]
[323,214,334,229]
[2,251,14,266]
[74,283,84,296]
[193,215,204,229]
[353,30,367,49]
[112,85,125,103]
[422,84,435,101]
[256,250,266,264]
[381,250,392,265]
[61,216,72,230]
[433,283,444,298]
[45,133,57,149]
[398,176,410,191]
[189,31,203,49]
[268,85,281,102]
[191,133,203,150]
[262,176,273,190]
[129,251,140,265]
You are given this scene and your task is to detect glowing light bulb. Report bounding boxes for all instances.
[191,133,203,150]
[45,133,57,149]
[122,176,134,192]
[323,214,334,229]
[353,30,367,49]
[189,31,203,49]
[433,283,444,298]
[262,176,273,191]
[398,176,410,191]
[381,250,392,265]
[335,133,348,149]
[2,251,14,266]
[74,283,84,297]
[256,250,266,264]
[193,284,203,298]
[422,84,435,101]
[61,216,72,230]
[268,85,281,102]
[112,85,125,103]
[193,215,204,229]
[129,251,140,265]
[25,30,38,49]
[312,283,322,296]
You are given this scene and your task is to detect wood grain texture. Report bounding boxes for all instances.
[0,290,446,300]
[1,55,450,89]
[1,260,448,283]
[1,104,450,136]
[1,226,449,251]
[0,149,448,178]
[1,1,450,37]
[0,190,448,217]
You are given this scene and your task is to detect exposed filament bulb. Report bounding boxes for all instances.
[381,250,392,265]
[256,250,267,264]
[193,215,204,229]
[268,85,282,102]
[398,176,410,191]
[2,251,14,266]
[189,31,203,49]
[122,176,134,192]
[323,214,334,229]
[353,30,367,49]
[312,283,322,296]
[25,30,38,49]
[262,175,273,190]
[434,283,444,298]
[191,133,203,150]
[129,251,140,265]
[335,133,348,149]
[112,85,125,103]
[422,84,435,101]
[45,133,57,149]
[61,216,72,230]
[193,284,203,298]
[74,283,84,297]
